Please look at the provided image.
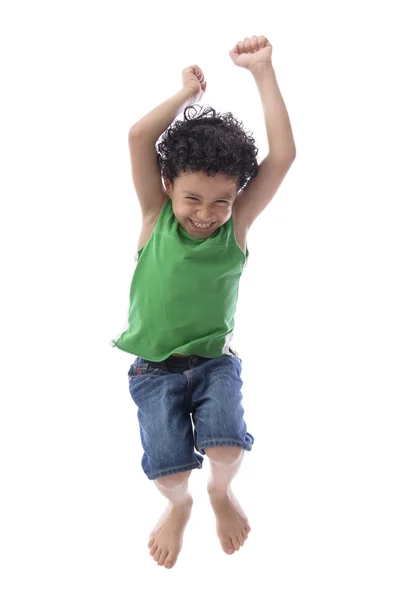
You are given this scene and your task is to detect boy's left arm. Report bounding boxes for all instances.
[230,37,296,229]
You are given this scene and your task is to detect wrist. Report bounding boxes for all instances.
[173,88,197,119]
[180,87,201,108]
[249,63,275,79]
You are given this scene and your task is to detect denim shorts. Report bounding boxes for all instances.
[127,352,254,480]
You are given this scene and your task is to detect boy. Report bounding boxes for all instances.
[110,35,296,569]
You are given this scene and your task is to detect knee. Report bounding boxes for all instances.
[204,446,244,464]
[155,470,192,488]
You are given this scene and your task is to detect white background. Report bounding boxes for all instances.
[1,0,399,598]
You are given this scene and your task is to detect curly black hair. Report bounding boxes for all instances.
[156,104,259,192]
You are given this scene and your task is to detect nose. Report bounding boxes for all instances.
[197,210,214,222]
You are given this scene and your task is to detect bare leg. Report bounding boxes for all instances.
[148,470,193,569]
[205,447,251,554]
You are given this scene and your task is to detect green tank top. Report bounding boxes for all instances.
[110,197,249,361]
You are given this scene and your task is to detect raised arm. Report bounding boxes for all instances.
[229,36,296,229]
[128,66,207,221]
[128,89,194,221]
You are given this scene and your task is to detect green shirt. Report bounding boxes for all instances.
[110,197,249,361]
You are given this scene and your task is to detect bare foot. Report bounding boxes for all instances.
[148,497,193,569]
[207,484,251,554]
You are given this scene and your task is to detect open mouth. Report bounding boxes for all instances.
[189,219,216,230]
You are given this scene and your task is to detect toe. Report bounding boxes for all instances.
[149,544,158,557]
[153,547,163,562]
[222,539,235,554]
[157,549,169,567]
[164,552,177,568]
[148,537,155,549]
[231,536,240,551]
[238,535,244,547]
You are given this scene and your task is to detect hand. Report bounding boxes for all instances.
[182,65,207,102]
[229,35,273,71]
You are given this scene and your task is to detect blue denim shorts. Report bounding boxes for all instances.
[127,352,254,480]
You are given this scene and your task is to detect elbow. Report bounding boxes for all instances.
[128,125,140,140]
[287,146,297,161]
[285,150,297,164]
[128,123,148,141]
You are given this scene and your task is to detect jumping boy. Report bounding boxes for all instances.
[110,35,296,569]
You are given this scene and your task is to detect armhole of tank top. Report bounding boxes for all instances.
[137,196,170,256]
[230,210,248,263]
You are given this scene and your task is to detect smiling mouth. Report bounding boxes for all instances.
[189,219,216,230]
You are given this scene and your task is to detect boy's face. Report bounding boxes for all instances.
[163,170,238,238]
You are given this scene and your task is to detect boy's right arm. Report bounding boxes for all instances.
[128,88,195,221]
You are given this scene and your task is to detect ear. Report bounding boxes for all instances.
[163,178,172,195]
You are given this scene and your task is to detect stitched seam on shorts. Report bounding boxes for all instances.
[184,371,192,412]
[199,439,250,447]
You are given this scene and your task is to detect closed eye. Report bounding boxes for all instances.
[187,197,228,203]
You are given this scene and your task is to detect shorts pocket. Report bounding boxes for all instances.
[128,361,165,381]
